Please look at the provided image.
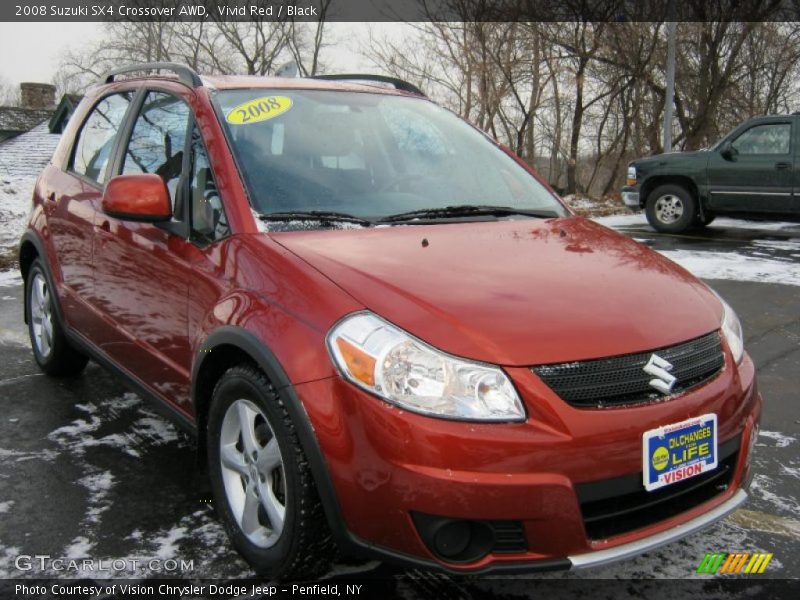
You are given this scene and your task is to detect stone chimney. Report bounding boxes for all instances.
[20,82,56,110]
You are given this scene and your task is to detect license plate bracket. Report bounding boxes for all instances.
[643,414,718,492]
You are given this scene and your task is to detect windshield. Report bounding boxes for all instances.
[214,89,567,222]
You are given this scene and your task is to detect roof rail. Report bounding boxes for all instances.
[310,74,425,97]
[101,62,203,88]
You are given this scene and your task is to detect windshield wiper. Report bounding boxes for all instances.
[378,205,559,223]
[258,211,373,226]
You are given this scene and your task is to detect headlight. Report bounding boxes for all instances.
[627,165,637,186]
[711,291,744,364]
[327,312,526,422]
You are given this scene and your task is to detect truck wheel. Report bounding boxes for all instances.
[645,184,697,233]
[26,260,88,377]
[206,365,335,580]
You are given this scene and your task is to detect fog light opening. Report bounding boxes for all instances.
[433,520,471,558]
[412,513,497,563]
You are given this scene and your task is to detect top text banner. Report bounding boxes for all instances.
[3,0,800,23]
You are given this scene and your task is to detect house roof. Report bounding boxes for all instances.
[0,107,53,133]
[49,94,83,134]
[0,122,61,178]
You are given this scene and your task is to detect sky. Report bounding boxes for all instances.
[0,22,400,91]
[0,22,104,86]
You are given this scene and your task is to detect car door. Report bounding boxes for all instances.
[706,119,794,213]
[45,92,134,335]
[89,89,197,414]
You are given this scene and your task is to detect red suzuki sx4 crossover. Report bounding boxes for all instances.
[19,63,760,579]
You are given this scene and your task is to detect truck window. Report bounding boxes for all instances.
[731,123,790,155]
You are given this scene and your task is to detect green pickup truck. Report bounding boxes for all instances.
[622,115,800,232]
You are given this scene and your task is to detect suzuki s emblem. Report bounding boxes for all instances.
[644,354,678,394]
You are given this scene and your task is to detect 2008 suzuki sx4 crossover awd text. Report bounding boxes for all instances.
[19,63,760,579]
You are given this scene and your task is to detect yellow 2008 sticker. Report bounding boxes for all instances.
[226,96,292,125]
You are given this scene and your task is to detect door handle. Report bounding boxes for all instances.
[775,162,791,170]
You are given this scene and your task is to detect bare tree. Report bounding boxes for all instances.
[55,10,334,92]
[286,0,333,76]
[0,76,19,106]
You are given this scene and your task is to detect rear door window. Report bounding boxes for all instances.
[71,92,133,183]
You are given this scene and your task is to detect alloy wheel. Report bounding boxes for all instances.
[219,398,287,548]
[654,194,684,224]
[29,272,53,359]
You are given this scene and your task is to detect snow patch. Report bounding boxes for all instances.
[0,177,34,260]
[63,536,94,560]
[258,218,367,232]
[753,239,800,251]
[0,270,22,288]
[781,464,800,480]
[657,249,800,287]
[47,415,103,454]
[592,213,649,228]
[251,206,368,232]
[749,473,800,515]
[0,500,14,514]
[594,212,800,233]
[0,445,57,462]
[758,430,797,448]
[562,194,597,210]
[151,525,188,560]
[77,471,115,525]
[46,394,185,459]
[0,545,22,578]
[131,416,180,445]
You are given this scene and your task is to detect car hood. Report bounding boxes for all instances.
[270,217,722,366]
[634,149,707,166]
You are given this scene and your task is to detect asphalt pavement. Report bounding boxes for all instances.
[0,217,797,598]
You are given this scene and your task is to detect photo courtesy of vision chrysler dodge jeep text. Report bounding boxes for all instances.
[19,63,761,579]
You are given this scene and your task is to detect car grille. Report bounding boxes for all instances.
[531,331,724,408]
[489,520,528,553]
[575,435,740,540]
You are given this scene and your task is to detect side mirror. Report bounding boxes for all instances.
[720,141,738,161]
[102,174,172,222]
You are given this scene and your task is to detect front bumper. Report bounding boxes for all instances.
[295,350,760,573]
[569,488,747,569]
[622,186,641,209]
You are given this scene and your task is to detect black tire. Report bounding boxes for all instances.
[206,365,335,580]
[645,184,697,233]
[26,260,88,377]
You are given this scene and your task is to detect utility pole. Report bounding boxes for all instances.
[663,6,677,152]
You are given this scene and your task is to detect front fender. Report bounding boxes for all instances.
[191,289,339,387]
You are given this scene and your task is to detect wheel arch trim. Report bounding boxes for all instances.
[641,174,700,206]
[19,230,58,326]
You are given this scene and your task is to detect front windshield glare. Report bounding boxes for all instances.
[215,89,567,221]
